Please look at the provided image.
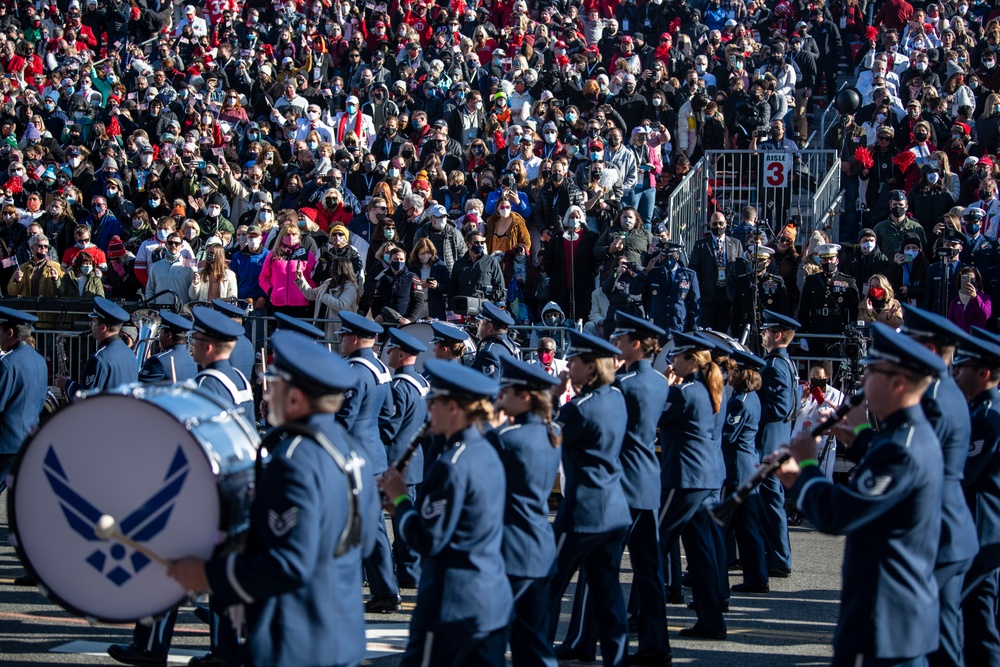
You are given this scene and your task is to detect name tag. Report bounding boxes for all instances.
[717,267,726,283]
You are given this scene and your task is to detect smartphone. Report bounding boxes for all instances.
[962,274,972,286]
[196,160,206,169]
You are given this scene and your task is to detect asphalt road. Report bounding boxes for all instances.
[1,500,843,666]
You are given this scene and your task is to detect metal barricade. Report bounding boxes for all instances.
[701,149,841,242]
[665,157,708,253]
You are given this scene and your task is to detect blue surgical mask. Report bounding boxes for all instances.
[382,252,391,263]
[565,112,577,123]
[904,249,919,262]
[346,104,358,114]
[969,223,982,235]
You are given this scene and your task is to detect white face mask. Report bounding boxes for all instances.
[70,157,81,168]
[140,154,153,166]
[248,237,262,249]
[307,110,319,120]
[157,229,169,241]
[207,206,222,217]
[431,217,446,230]
[544,132,557,143]
[620,217,636,230]
[150,199,161,208]
[419,252,431,263]
[185,229,198,239]
[861,240,876,253]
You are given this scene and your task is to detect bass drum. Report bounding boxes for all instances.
[653,329,751,373]
[7,383,259,623]
[378,321,477,372]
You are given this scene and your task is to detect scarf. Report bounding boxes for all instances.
[337,111,363,145]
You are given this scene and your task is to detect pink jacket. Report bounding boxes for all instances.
[259,251,317,307]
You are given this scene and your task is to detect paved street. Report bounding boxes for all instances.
[1,499,843,666]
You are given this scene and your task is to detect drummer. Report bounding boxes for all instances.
[0,306,47,495]
[138,312,197,384]
[169,330,378,667]
[431,321,468,363]
[190,307,254,411]
[56,297,138,398]
[210,299,255,379]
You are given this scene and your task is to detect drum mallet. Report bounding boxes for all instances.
[95,514,171,567]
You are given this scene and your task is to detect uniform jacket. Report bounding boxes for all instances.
[338,347,394,474]
[555,384,631,535]
[791,405,943,660]
[379,365,428,486]
[196,359,253,410]
[798,271,860,335]
[205,413,378,667]
[66,335,138,397]
[731,271,790,335]
[139,344,198,384]
[630,263,701,334]
[964,387,1000,563]
[615,359,667,510]
[231,336,256,380]
[487,413,562,578]
[758,347,797,458]
[923,260,967,316]
[660,372,723,490]
[471,334,517,381]
[960,234,998,273]
[722,389,762,490]
[397,426,513,633]
[689,234,743,305]
[371,266,426,322]
[0,342,48,456]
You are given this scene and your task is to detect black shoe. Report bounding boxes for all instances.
[687,600,729,612]
[681,573,692,587]
[731,582,770,594]
[727,561,742,571]
[665,588,686,604]
[768,567,792,578]
[555,646,597,662]
[678,626,727,640]
[193,604,211,625]
[188,654,223,667]
[365,594,402,613]
[628,650,673,666]
[12,574,34,586]
[106,643,167,667]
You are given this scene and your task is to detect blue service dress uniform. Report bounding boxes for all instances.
[961,233,997,273]
[757,346,797,572]
[138,344,198,383]
[395,426,513,666]
[230,333,256,379]
[196,359,254,409]
[66,335,138,397]
[339,347,398,600]
[472,334,518,380]
[629,264,701,336]
[0,341,48,491]
[721,388,768,585]
[658,372,728,635]
[790,405,943,667]
[960,386,1000,667]
[549,384,632,667]
[205,412,379,667]
[378,364,428,586]
[923,374,980,667]
[487,413,562,667]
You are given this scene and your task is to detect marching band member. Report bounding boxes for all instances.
[210,299,255,380]
[0,306,47,494]
[430,321,468,364]
[379,359,512,666]
[56,297,138,397]
[169,330,377,667]
[190,307,255,411]
[472,302,519,381]
[138,312,197,384]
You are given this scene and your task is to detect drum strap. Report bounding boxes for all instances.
[199,369,254,406]
[394,373,430,396]
[259,423,365,557]
[349,356,392,384]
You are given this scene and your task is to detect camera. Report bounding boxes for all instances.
[500,175,515,188]
[624,261,639,273]
[839,325,869,366]
[754,127,770,139]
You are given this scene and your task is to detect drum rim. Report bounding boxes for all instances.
[6,386,256,623]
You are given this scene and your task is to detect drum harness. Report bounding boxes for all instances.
[258,423,365,557]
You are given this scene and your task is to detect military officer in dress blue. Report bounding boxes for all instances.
[57,297,138,398]
[336,310,400,613]
[431,321,470,363]
[379,327,430,588]
[730,246,790,341]
[548,329,631,667]
[658,331,728,640]
[378,360,513,667]
[777,322,945,667]
[950,331,1000,667]
[757,309,800,579]
[169,330,377,667]
[893,305,980,667]
[472,302,519,380]
[924,231,967,317]
[629,241,700,339]
[489,356,563,667]
[797,244,859,356]
[0,307,47,495]
[138,312,198,384]
[960,207,998,273]
[211,298,256,379]
[190,307,255,411]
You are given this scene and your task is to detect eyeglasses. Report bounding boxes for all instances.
[36,244,49,249]
[166,241,182,247]
[878,136,891,141]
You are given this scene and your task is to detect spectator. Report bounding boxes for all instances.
[61,224,107,271]
[540,206,599,323]
[948,265,991,332]
[145,231,195,306]
[230,225,271,312]
[189,237,238,302]
[62,251,105,299]
[410,238,450,320]
[371,246,426,325]
[858,273,904,327]
[259,222,318,319]
[485,195,531,255]
[7,234,63,299]
[296,256,359,341]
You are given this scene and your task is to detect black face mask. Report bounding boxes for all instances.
[810,378,828,391]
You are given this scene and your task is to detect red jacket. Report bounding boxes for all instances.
[874,0,914,31]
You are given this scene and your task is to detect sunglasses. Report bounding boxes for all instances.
[166,241,182,247]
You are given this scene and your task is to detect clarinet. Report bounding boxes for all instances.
[709,392,865,526]
[391,421,432,471]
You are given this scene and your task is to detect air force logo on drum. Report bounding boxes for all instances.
[43,444,190,586]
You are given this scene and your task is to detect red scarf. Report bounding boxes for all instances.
[337,111,364,144]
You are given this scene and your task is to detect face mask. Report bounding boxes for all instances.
[663,256,678,270]
[149,198,162,208]
[283,235,299,248]
[711,224,725,237]
[861,240,876,253]
[206,252,217,262]
[565,112,577,124]
[915,62,927,71]
[430,217,446,230]
[987,60,997,70]
[926,172,940,184]
[908,109,920,119]
[472,243,486,255]
[419,252,432,263]
[70,157,82,168]
[608,135,620,147]
[891,204,907,217]
[538,351,555,365]
[915,132,929,141]
[185,229,198,239]
[590,152,603,162]
[695,65,707,74]
[307,141,318,151]
[876,113,887,123]
[384,228,395,240]
[346,104,358,114]
[821,261,837,274]
[390,259,405,272]
[620,217,636,230]
[544,132,557,143]
[156,229,169,241]
[76,239,89,248]
[969,223,982,235]
[810,377,828,391]
[904,248,919,262]
[242,235,260,250]
[140,154,153,167]
[207,206,221,217]
[80,265,93,275]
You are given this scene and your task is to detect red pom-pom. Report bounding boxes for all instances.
[4,176,22,194]
[865,26,879,40]
[893,150,916,171]
[107,116,121,137]
[669,17,681,34]
[854,146,874,170]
